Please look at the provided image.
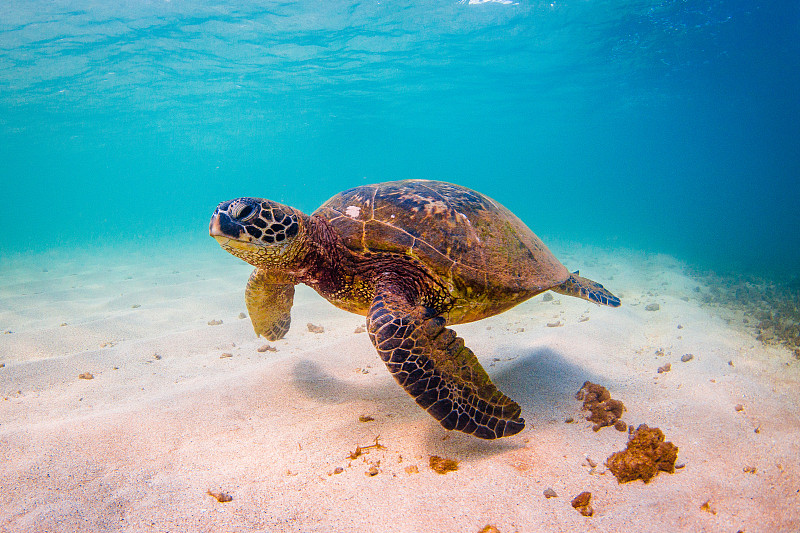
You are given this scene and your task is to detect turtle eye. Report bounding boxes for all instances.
[230,201,256,221]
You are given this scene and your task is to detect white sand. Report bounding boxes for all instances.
[1,239,798,532]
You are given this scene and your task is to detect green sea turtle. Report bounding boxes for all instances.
[209,179,620,439]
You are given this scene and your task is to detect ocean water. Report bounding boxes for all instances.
[1,0,798,276]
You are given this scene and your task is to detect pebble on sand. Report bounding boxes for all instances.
[571,491,593,517]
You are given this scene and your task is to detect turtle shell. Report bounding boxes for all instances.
[313,180,569,315]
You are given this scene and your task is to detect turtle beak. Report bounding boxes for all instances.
[209,210,255,250]
[209,213,225,239]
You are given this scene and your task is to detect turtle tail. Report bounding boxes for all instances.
[551,271,621,307]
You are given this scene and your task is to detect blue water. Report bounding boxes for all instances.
[1,0,798,276]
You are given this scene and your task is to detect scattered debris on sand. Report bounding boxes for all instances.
[354,325,366,333]
[576,381,626,431]
[691,270,800,353]
[543,488,558,499]
[348,436,386,460]
[207,319,223,326]
[207,490,233,503]
[307,323,325,333]
[78,372,94,380]
[606,424,679,483]
[645,303,660,311]
[700,499,716,515]
[257,344,277,353]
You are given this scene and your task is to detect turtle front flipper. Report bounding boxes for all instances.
[367,277,525,439]
[245,268,296,340]
[551,271,621,307]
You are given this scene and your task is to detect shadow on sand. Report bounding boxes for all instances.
[289,345,609,456]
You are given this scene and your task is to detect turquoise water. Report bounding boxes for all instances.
[1,0,798,275]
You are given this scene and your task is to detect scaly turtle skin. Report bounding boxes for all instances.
[210,179,620,439]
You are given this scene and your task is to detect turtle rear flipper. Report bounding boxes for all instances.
[367,276,525,439]
[245,268,296,340]
[551,271,621,307]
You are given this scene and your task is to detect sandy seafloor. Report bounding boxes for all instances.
[1,238,798,533]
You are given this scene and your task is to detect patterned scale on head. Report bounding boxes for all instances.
[209,197,304,267]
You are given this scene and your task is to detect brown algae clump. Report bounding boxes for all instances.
[429,455,459,474]
[606,424,679,483]
[576,381,626,431]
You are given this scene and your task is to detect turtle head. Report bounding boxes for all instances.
[210,197,308,268]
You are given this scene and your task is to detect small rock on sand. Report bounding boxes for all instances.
[307,323,325,334]
[681,353,694,362]
[645,303,660,311]
[571,491,593,517]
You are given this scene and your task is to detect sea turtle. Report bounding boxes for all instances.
[209,179,620,439]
